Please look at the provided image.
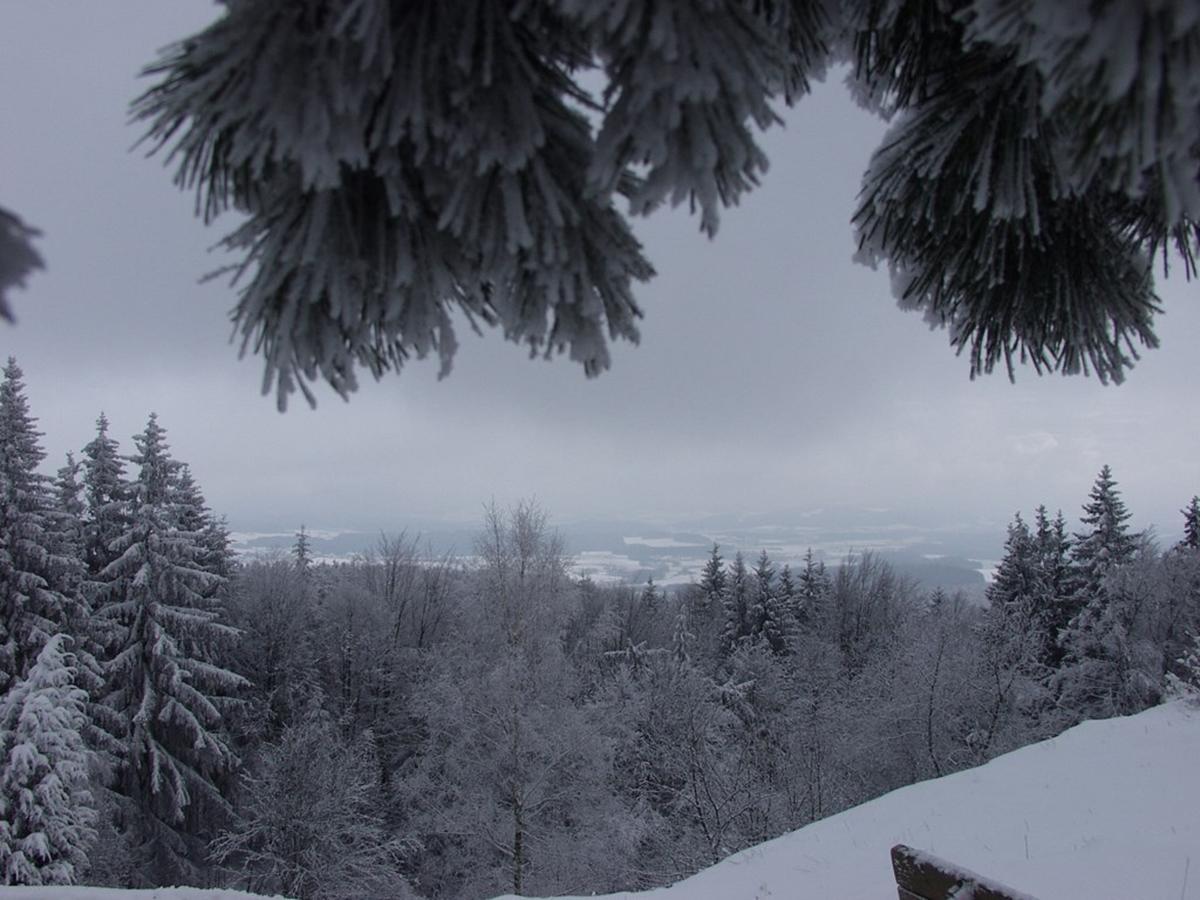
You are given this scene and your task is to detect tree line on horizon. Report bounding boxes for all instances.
[1,356,1199,898]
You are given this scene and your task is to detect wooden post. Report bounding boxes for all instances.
[891,844,1038,900]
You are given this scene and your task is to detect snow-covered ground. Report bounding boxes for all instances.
[495,700,1199,900]
[2,700,1196,900]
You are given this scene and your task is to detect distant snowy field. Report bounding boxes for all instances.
[3,701,1196,900]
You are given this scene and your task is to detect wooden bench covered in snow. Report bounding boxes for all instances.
[891,844,1040,900]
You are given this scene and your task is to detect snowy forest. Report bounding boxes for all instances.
[2,356,1199,898]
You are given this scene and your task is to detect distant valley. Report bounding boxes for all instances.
[229,507,1003,598]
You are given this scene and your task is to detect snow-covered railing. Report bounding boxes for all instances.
[891,844,1040,900]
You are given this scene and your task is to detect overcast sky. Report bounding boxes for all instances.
[3,3,1197,543]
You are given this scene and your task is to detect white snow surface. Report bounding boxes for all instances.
[495,700,1199,900]
[1,702,1196,900]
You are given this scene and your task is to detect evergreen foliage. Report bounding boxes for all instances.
[51,455,86,559]
[0,359,86,693]
[1070,465,1137,602]
[699,544,727,604]
[80,414,129,581]
[1055,468,1156,717]
[987,512,1058,667]
[1180,496,1200,551]
[122,1,1200,404]
[1032,506,1072,664]
[97,415,245,882]
[721,552,751,656]
[796,548,830,630]
[0,634,97,886]
[292,525,311,571]
[0,208,42,323]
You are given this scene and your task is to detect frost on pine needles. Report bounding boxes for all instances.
[127,0,1198,403]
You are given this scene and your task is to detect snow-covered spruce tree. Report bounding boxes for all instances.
[795,548,830,632]
[51,455,86,561]
[0,359,88,694]
[986,512,1060,669]
[173,464,234,580]
[751,550,792,655]
[1069,465,1138,606]
[0,634,97,886]
[721,552,751,657]
[97,414,245,884]
[987,514,1036,613]
[1180,496,1200,551]
[685,543,727,665]
[80,413,129,581]
[130,1,1197,405]
[49,449,121,772]
[291,525,311,571]
[1056,468,1152,719]
[1032,506,1073,666]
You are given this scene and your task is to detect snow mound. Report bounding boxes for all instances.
[495,700,1199,900]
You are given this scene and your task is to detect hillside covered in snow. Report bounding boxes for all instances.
[2,700,1197,900]
[494,700,1198,900]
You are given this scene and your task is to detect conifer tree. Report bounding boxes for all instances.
[749,550,775,636]
[201,515,234,581]
[699,544,726,606]
[0,634,97,886]
[80,414,128,581]
[172,465,207,534]
[292,525,311,572]
[751,551,791,655]
[721,553,751,657]
[173,464,234,580]
[47,457,115,756]
[988,514,1036,613]
[1033,506,1073,665]
[1179,497,1200,552]
[777,563,796,612]
[51,454,85,558]
[0,359,86,694]
[686,544,727,664]
[796,549,830,632]
[985,512,1061,672]
[1057,468,1148,718]
[98,414,245,882]
[640,577,661,616]
[987,515,1043,648]
[1070,466,1137,604]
